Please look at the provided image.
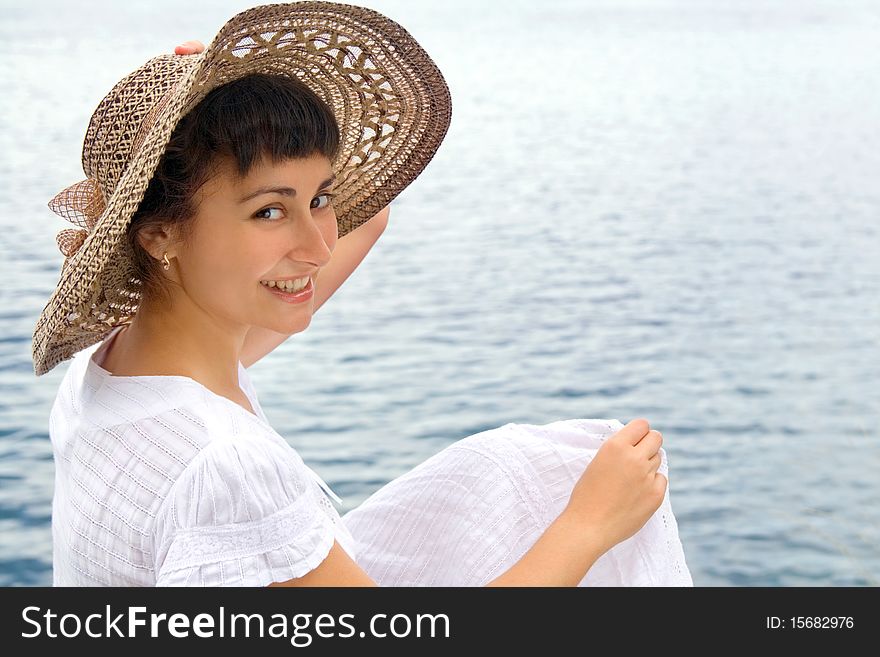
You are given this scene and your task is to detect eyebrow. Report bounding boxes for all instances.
[239,175,337,203]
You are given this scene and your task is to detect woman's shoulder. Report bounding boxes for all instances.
[53,340,286,479]
[63,337,250,422]
[153,425,338,586]
[53,347,318,527]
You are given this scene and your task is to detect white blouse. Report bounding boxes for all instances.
[50,324,356,586]
[50,325,694,587]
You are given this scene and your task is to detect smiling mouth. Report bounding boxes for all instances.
[259,276,312,293]
[261,278,314,301]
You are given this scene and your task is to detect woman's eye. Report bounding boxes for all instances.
[255,195,334,220]
[255,207,284,221]
[312,193,335,210]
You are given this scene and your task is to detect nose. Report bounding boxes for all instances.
[286,207,334,268]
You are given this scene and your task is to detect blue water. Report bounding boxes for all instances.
[1,0,878,586]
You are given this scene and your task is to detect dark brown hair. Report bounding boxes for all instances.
[128,73,341,308]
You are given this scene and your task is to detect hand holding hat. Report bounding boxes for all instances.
[174,40,205,55]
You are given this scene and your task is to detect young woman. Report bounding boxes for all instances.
[34,3,683,587]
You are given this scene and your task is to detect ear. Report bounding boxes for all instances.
[136,222,179,261]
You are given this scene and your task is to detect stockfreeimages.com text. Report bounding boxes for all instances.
[21,605,450,646]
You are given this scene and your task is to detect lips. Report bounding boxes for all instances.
[262,277,314,303]
[260,276,311,293]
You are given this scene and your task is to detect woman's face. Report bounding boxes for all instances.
[173,151,338,336]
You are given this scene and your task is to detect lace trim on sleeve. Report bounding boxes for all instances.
[157,483,333,576]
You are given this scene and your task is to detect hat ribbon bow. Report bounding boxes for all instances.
[48,178,106,259]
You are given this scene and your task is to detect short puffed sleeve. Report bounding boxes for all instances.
[153,434,336,586]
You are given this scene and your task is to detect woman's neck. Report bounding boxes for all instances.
[102,297,248,398]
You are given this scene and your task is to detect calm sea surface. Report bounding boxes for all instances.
[1,0,878,586]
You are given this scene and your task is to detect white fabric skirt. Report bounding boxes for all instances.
[342,418,693,586]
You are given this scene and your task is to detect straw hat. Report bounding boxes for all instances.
[32,1,452,376]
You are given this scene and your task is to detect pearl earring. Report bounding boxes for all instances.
[162,253,171,271]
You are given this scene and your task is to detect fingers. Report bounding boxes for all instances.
[654,472,668,495]
[635,428,662,458]
[615,418,651,446]
[174,40,205,55]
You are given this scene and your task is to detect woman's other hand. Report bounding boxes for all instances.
[564,418,668,555]
[174,40,205,55]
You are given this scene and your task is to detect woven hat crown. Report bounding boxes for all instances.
[50,56,199,254]
[87,56,200,205]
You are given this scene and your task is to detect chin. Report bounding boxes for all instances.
[281,313,312,335]
[254,295,313,330]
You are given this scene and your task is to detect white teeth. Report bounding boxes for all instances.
[261,276,309,292]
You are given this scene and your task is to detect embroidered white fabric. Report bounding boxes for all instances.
[50,325,693,586]
[152,437,339,586]
[342,419,694,586]
[49,325,355,587]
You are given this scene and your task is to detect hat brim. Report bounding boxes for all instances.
[32,1,452,376]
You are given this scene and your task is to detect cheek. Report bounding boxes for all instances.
[324,218,339,251]
[189,230,268,286]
